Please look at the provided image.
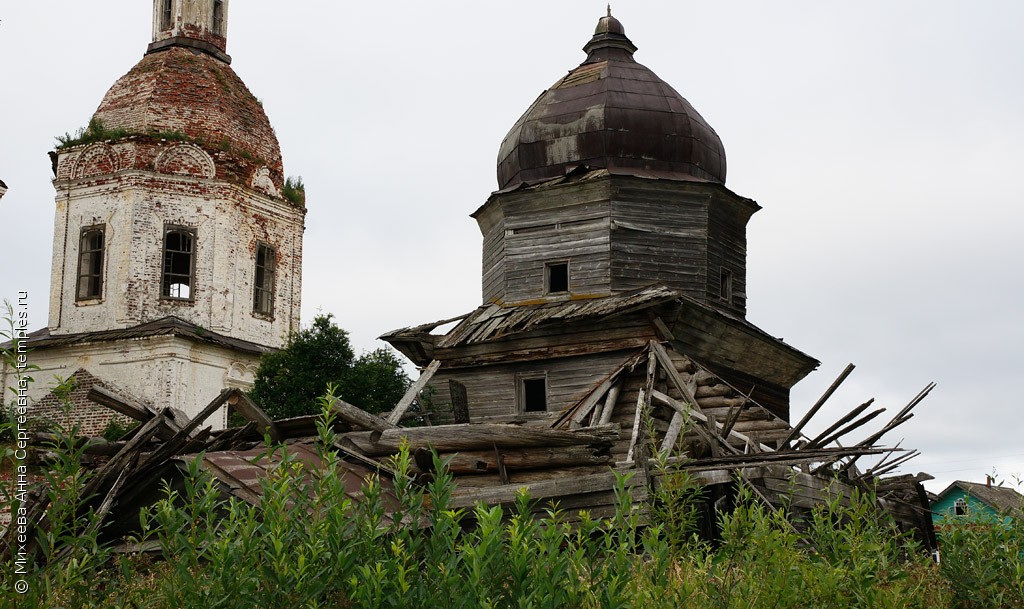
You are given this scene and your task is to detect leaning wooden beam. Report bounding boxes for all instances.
[675,445,894,473]
[660,408,687,454]
[651,390,774,453]
[228,391,280,443]
[781,363,856,448]
[803,399,874,449]
[552,347,647,429]
[87,385,151,422]
[597,382,622,426]
[386,360,441,425]
[809,407,887,450]
[854,384,934,449]
[341,423,619,456]
[136,388,235,472]
[77,413,168,511]
[868,450,920,477]
[650,341,700,407]
[626,343,658,463]
[330,397,398,433]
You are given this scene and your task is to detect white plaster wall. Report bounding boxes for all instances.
[49,161,302,349]
[2,336,260,430]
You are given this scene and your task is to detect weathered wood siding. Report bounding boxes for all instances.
[428,350,636,422]
[706,194,755,317]
[478,181,614,304]
[481,214,506,303]
[609,182,709,298]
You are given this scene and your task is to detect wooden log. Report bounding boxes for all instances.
[329,397,398,433]
[695,384,734,398]
[136,389,236,472]
[341,423,619,457]
[553,348,647,429]
[803,399,874,449]
[423,445,613,475]
[386,360,441,425]
[448,470,642,509]
[626,344,658,463]
[651,390,774,453]
[597,382,622,426]
[228,391,280,442]
[87,386,151,422]
[695,396,747,410]
[781,363,855,447]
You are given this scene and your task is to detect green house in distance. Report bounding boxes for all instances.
[932,479,1024,526]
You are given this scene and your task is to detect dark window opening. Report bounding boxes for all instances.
[212,0,224,35]
[253,243,276,315]
[522,378,547,413]
[720,268,733,302]
[954,497,968,516]
[546,262,569,294]
[161,0,173,30]
[162,227,195,300]
[76,227,105,300]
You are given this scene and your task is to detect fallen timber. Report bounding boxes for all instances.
[4,347,938,562]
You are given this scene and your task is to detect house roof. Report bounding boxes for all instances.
[937,480,1024,514]
[381,285,816,377]
[13,316,272,356]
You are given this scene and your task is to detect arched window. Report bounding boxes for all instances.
[212,0,225,35]
[162,227,195,300]
[160,0,173,30]
[76,226,105,300]
[253,243,276,315]
[954,497,968,516]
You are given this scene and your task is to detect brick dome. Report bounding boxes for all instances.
[497,13,726,190]
[92,45,284,190]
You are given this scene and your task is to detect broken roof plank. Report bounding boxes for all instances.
[386,359,441,425]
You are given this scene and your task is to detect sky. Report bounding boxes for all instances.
[1,1,1022,494]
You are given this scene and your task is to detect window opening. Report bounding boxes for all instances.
[76,226,105,300]
[161,0,173,30]
[954,497,968,516]
[720,268,733,302]
[521,376,547,413]
[546,262,569,294]
[212,0,224,35]
[162,227,195,300]
[253,243,276,315]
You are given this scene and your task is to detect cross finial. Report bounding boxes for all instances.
[607,4,612,17]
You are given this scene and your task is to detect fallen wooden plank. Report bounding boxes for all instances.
[341,423,620,456]
[329,397,397,433]
[781,363,855,447]
[386,360,441,425]
[229,391,280,443]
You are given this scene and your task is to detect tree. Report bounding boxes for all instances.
[249,313,410,420]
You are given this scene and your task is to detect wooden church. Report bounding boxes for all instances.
[383,11,818,460]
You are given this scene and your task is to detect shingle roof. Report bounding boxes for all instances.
[939,480,1024,514]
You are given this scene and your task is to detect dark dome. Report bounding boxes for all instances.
[92,46,284,188]
[497,14,726,190]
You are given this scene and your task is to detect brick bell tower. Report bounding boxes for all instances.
[11,0,306,426]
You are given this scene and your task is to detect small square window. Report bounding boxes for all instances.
[518,374,548,413]
[546,262,569,294]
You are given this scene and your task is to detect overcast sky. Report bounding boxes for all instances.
[2,1,1022,494]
